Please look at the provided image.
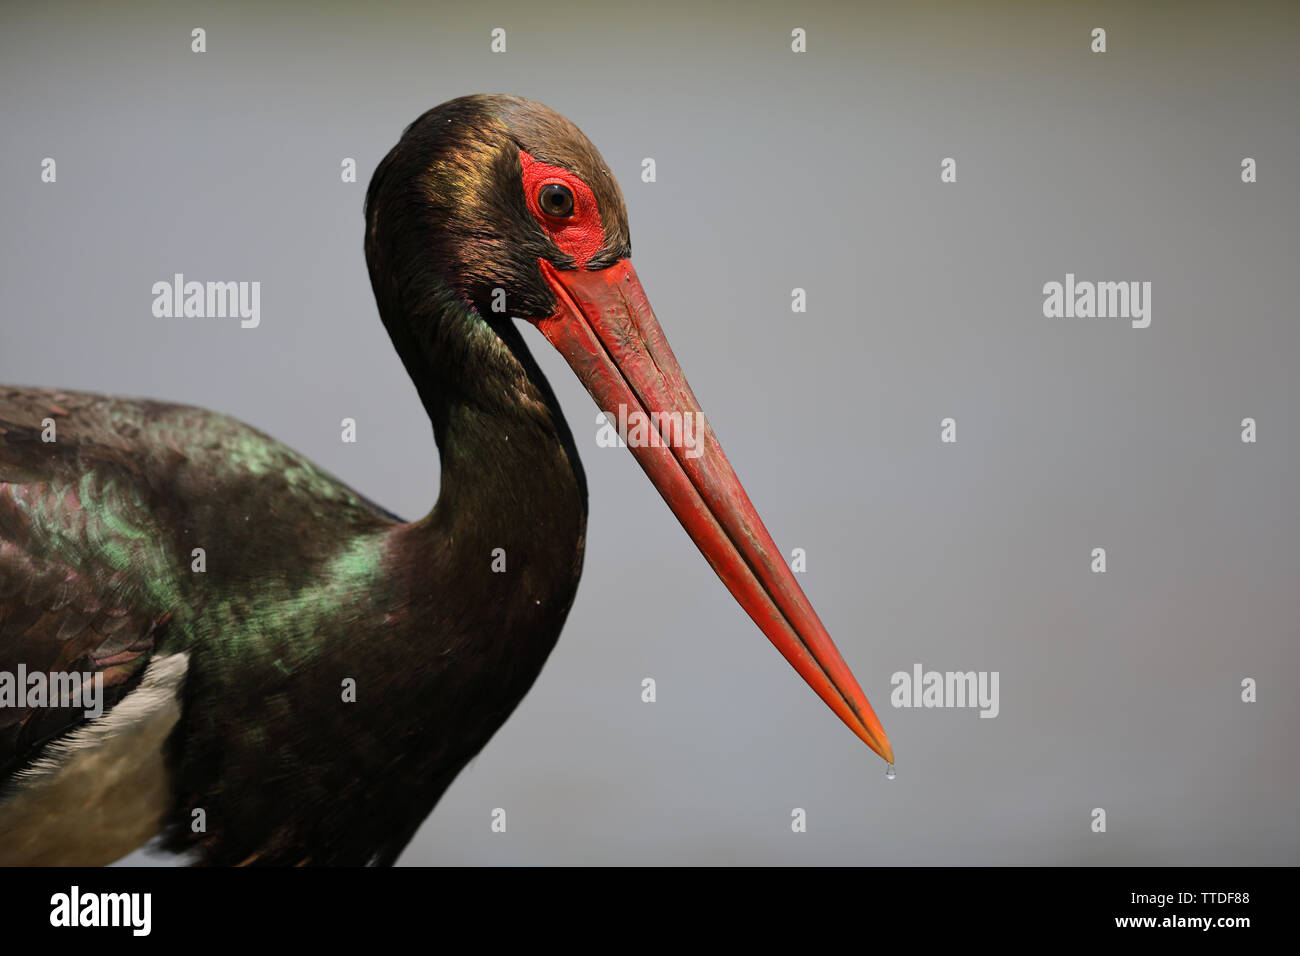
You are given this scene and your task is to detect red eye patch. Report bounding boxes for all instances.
[520,149,606,269]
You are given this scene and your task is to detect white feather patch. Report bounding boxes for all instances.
[0,652,189,865]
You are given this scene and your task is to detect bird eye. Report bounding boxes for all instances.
[538,183,575,218]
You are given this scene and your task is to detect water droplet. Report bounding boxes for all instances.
[885,764,896,780]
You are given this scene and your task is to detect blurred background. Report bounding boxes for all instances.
[1,0,1296,864]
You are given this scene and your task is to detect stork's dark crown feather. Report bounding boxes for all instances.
[0,95,890,866]
[365,95,630,363]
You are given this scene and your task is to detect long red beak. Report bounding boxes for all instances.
[531,258,894,765]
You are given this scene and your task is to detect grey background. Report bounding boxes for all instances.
[1,0,1296,864]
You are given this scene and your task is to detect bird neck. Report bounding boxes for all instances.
[383,293,589,613]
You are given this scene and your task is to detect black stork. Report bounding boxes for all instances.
[0,94,892,866]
